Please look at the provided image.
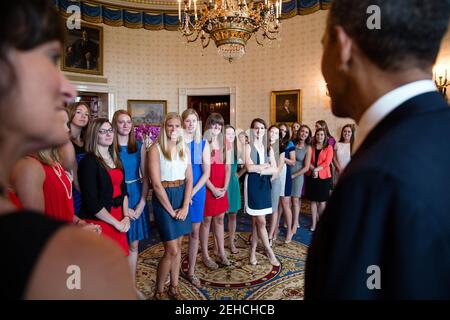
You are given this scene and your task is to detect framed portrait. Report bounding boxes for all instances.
[61,22,103,75]
[271,89,302,125]
[127,100,167,126]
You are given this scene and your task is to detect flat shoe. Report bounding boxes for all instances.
[202,257,219,270]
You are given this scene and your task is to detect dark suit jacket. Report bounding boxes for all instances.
[305,92,450,299]
[78,153,127,220]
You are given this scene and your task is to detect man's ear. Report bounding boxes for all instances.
[334,26,353,72]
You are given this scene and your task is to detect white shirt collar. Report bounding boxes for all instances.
[352,80,437,154]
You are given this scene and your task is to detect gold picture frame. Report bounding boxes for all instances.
[127,100,167,126]
[61,22,103,76]
[271,89,302,125]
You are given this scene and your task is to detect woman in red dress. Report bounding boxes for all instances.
[9,112,101,232]
[78,118,130,255]
[200,113,231,269]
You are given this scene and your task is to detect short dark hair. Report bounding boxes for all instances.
[328,0,450,71]
[0,0,63,104]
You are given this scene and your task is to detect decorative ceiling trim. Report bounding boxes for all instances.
[54,0,331,31]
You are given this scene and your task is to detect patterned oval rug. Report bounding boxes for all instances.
[136,232,307,300]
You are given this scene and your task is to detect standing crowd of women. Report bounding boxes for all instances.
[7,93,355,299]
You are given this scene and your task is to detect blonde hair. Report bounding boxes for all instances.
[181,108,202,144]
[112,109,138,154]
[36,148,60,166]
[85,118,123,170]
[158,112,187,161]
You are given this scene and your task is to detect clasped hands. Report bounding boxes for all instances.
[115,216,131,233]
[172,206,188,221]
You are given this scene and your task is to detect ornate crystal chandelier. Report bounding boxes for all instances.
[178,0,282,62]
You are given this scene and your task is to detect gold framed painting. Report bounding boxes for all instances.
[61,22,103,75]
[271,89,302,124]
[127,100,167,126]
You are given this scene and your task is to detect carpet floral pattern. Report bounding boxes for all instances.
[136,232,308,300]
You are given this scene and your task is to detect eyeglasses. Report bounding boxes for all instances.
[98,128,113,135]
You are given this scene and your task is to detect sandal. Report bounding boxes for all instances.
[153,290,166,300]
[187,274,201,288]
[168,285,182,300]
[202,257,219,270]
[217,255,231,267]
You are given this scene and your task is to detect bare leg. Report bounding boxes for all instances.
[254,215,279,266]
[318,201,327,218]
[310,201,318,231]
[200,216,217,269]
[156,239,178,294]
[213,213,229,264]
[228,212,238,253]
[128,240,139,285]
[281,196,293,242]
[249,217,258,264]
[167,237,183,299]
[268,210,279,243]
[188,222,201,277]
[291,197,300,234]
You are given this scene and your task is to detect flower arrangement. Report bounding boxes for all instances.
[134,124,160,150]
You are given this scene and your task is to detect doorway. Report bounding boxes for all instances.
[187,95,230,129]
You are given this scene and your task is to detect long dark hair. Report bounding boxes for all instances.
[279,122,291,152]
[339,124,355,151]
[267,125,280,160]
[0,1,63,106]
[316,120,334,140]
[314,128,329,148]
[294,125,312,145]
[225,125,237,164]
[204,113,225,162]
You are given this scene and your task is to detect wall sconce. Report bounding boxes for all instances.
[434,68,449,100]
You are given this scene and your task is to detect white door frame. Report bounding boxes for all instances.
[72,82,116,121]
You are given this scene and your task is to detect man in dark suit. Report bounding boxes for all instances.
[276,99,297,123]
[305,0,450,299]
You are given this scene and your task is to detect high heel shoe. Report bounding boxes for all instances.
[269,256,280,267]
[266,249,280,267]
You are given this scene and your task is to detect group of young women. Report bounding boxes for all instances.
[7,86,355,299]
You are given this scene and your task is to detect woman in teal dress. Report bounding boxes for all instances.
[225,125,241,254]
[113,110,150,298]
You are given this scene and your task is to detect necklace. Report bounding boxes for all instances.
[51,163,73,199]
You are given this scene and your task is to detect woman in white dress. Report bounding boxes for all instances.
[332,124,355,184]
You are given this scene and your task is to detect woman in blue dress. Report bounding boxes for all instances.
[182,109,210,287]
[148,112,192,300]
[113,110,150,297]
